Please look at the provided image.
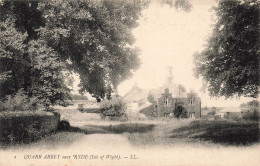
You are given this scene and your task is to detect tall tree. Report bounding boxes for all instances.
[0,0,147,105]
[0,18,71,107]
[37,0,147,101]
[0,0,193,107]
[194,0,259,98]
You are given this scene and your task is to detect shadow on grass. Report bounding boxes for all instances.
[170,120,260,146]
[0,123,154,149]
[66,123,155,135]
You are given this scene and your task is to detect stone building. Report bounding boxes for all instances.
[125,67,201,119]
[156,88,201,118]
[139,88,201,118]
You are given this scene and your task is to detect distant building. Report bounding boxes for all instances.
[123,85,152,118]
[157,88,201,118]
[139,88,201,118]
[216,107,242,119]
[124,67,201,119]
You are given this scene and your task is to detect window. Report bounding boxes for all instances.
[164,96,169,106]
[190,98,194,105]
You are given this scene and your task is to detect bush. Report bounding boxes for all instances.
[240,100,260,121]
[0,111,60,145]
[242,109,260,121]
[70,94,88,100]
[100,97,127,117]
[207,107,217,115]
[57,120,70,131]
[0,89,42,112]
[174,104,188,118]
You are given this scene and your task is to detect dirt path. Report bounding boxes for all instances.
[1,120,260,166]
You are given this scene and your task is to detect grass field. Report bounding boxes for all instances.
[171,120,260,145]
[1,110,259,166]
[55,109,260,146]
[125,119,260,147]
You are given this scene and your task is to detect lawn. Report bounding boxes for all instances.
[171,119,260,145]
[126,119,260,146]
[56,108,260,146]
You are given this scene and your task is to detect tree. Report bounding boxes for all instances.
[194,0,259,98]
[207,107,217,115]
[174,103,188,118]
[0,19,27,98]
[0,0,194,108]
[0,0,147,106]
[100,96,126,117]
[177,84,186,97]
[147,92,155,103]
[37,0,148,101]
[70,94,88,100]
[240,100,259,121]
[161,0,192,12]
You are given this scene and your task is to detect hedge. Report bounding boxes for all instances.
[0,111,60,145]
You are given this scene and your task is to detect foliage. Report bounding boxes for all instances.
[161,0,192,12]
[177,84,186,92]
[100,96,126,117]
[0,15,70,108]
[177,84,186,97]
[207,107,217,115]
[194,0,259,98]
[139,104,158,117]
[0,0,148,105]
[240,100,259,121]
[174,103,188,118]
[0,0,196,107]
[70,94,88,100]
[147,92,155,103]
[0,19,28,98]
[36,0,148,101]
[0,89,41,112]
[0,111,60,145]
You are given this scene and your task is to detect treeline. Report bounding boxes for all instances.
[70,94,88,100]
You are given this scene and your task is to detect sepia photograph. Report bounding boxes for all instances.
[0,0,259,165]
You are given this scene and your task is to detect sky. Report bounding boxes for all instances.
[73,0,255,107]
[116,0,255,107]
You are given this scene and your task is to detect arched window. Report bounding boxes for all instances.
[164,96,169,106]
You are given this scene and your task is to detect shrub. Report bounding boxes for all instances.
[140,104,158,117]
[240,100,260,121]
[100,96,127,117]
[0,111,60,145]
[0,89,42,112]
[207,107,217,115]
[70,94,88,100]
[242,109,260,121]
[174,104,188,118]
[57,120,70,131]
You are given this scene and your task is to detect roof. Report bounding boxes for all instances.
[124,83,190,104]
[123,85,149,103]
